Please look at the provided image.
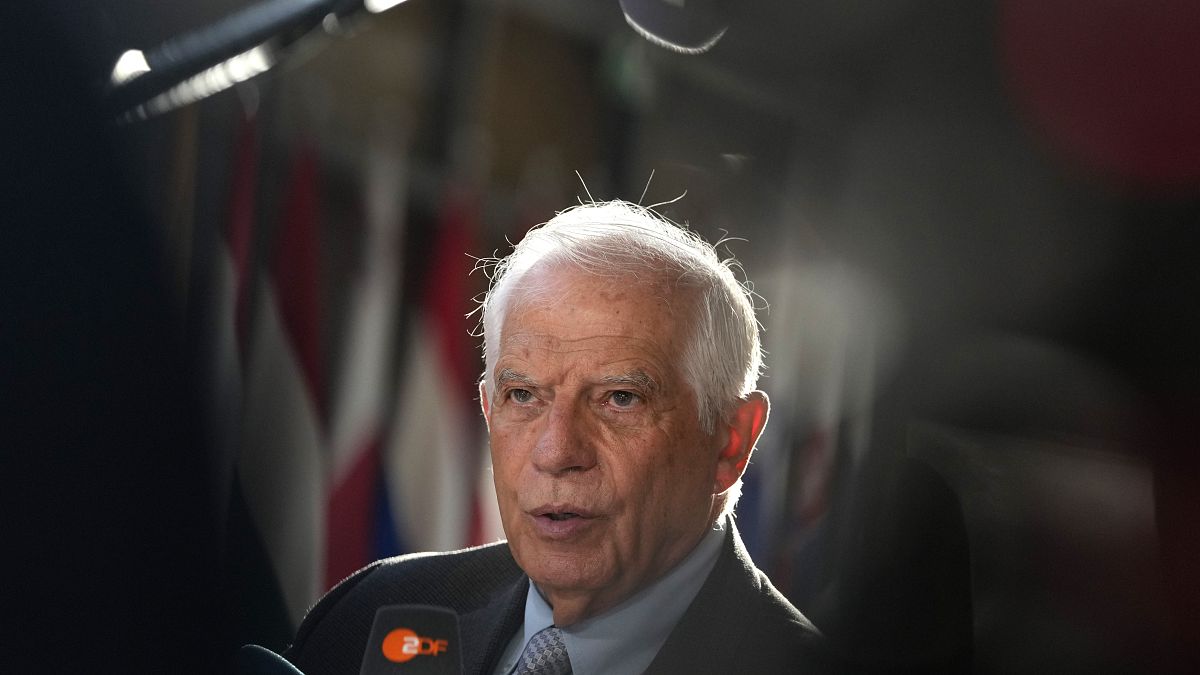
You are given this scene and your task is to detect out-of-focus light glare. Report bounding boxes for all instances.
[365,0,410,14]
[120,44,273,122]
[623,15,725,55]
[620,0,727,55]
[111,49,150,85]
[225,45,271,82]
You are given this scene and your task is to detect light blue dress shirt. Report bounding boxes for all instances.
[492,520,726,675]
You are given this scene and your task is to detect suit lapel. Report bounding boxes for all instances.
[458,574,529,675]
[644,521,759,673]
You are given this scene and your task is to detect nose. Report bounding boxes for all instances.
[531,398,596,475]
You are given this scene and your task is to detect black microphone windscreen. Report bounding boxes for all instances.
[234,644,307,675]
[360,605,464,675]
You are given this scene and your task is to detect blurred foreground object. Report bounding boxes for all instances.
[1,5,221,672]
[106,0,409,122]
[619,0,728,54]
[1001,0,1200,191]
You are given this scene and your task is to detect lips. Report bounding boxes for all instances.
[532,504,594,520]
[528,505,597,539]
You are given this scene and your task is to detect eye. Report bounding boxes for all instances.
[607,390,641,409]
[507,388,534,404]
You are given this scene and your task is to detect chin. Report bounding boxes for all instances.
[524,548,609,592]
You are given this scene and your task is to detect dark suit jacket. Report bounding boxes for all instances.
[285,521,827,674]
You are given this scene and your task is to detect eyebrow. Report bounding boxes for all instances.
[600,370,659,393]
[496,368,660,392]
[496,368,537,388]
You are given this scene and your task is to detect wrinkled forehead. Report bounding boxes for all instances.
[494,264,704,365]
[503,262,697,326]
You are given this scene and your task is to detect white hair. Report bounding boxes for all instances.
[477,200,763,436]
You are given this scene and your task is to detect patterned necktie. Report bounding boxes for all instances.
[515,626,572,675]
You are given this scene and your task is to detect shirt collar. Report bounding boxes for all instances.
[520,519,727,675]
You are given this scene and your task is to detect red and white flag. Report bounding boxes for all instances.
[235,141,327,627]
[385,188,503,552]
[324,126,408,586]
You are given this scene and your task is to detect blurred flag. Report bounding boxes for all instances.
[748,261,849,601]
[324,127,409,586]
[205,111,257,424]
[234,140,327,630]
[212,117,505,651]
[384,188,502,552]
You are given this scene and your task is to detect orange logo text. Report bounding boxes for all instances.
[381,628,450,663]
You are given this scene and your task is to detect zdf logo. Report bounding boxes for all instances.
[381,627,450,663]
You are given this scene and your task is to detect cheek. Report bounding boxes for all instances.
[489,430,525,489]
[488,433,527,535]
[658,436,717,499]
[661,443,681,470]
[614,436,701,507]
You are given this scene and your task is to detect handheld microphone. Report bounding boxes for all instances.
[234,644,306,674]
[360,605,464,675]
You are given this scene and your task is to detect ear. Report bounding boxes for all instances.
[479,380,492,430]
[713,391,769,494]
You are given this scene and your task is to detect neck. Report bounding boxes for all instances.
[539,524,722,627]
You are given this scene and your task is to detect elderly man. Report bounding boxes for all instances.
[285,201,825,674]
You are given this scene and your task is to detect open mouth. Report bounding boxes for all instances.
[531,507,594,536]
[545,512,579,521]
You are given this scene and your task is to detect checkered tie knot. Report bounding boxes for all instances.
[516,626,572,675]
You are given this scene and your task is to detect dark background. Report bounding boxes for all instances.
[3,1,1197,672]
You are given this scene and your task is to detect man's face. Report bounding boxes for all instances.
[481,267,725,625]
